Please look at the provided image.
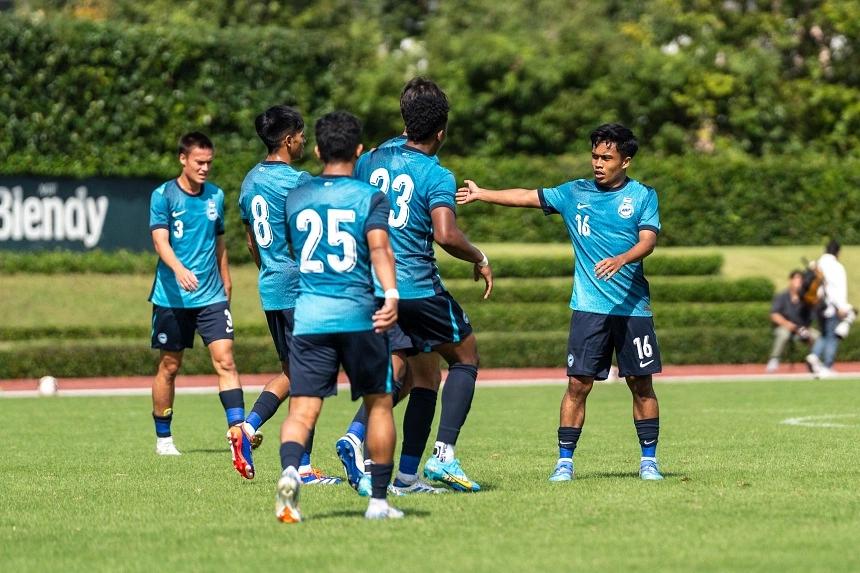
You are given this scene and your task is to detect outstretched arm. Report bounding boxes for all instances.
[431,206,493,299]
[594,229,658,281]
[456,179,542,208]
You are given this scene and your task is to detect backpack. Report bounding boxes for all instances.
[800,263,824,307]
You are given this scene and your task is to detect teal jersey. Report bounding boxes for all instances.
[355,144,455,299]
[377,135,406,149]
[239,161,312,311]
[538,177,661,317]
[148,179,227,308]
[286,175,390,336]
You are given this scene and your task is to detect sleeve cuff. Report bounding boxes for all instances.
[537,188,558,216]
[216,229,226,236]
[150,224,169,231]
[639,225,660,234]
[241,219,250,225]
[365,222,389,233]
[429,203,456,213]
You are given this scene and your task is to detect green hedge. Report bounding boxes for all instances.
[446,277,774,304]
[0,249,720,277]
[436,254,722,279]
[0,302,771,342]
[3,327,856,378]
[3,16,860,257]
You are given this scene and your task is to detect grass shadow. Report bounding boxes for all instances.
[182,448,226,455]
[578,471,682,480]
[310,508,432,521]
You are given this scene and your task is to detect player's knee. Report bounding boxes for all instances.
[159,357,182,380]
[212,354,237,374]
[566,377,592,397]
[627,376,656,399]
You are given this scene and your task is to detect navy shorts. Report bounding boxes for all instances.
[265,308,295,363]
[374,298,417,356]
[398,291,473,352]
[566,311,662,380]
[289,330,392,401]
[151,302,234,351]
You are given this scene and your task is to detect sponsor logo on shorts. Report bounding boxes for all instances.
[567,354,575,367]
[463,311,470,325]
[618,197,634,219]
[639,359,654,368]
[157,332,168,344]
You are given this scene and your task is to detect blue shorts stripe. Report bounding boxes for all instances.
[446,299,461,343]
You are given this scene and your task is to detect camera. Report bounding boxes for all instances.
[834,307,856,339]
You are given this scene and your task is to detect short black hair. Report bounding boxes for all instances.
[826,239,841,256]
[590,123,638,158]
[178,132,213,156]
[401,77,449,143]
[315,111,362,163]
[789,269,804,279]
[255,105,304,153]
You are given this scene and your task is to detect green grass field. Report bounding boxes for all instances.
[4,379,859,572]
[1,245,858,330]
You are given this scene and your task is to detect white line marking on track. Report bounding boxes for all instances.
[780,414,860,428]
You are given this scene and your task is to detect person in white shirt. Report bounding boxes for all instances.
[806,240,852,378]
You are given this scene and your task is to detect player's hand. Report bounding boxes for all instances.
[474,262,493,299]
[373,299,398,333]
[456,180,482,205]
[176,266,199,291]
[594,256,626,281]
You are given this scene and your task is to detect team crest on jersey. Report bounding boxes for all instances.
[206,198,218,221]
[618,197,634,219]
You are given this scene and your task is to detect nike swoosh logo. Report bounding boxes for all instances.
[559,441,573,446]
[639,360,654,368]
[643,439,656,445]
[576,203,590,209]
[226,327,234,333]
[172,210,186,217]
[442,470,473,489]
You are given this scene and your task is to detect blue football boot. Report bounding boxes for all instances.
[548,459,574,482]
[423,457,481,492]
[639,459,664,481]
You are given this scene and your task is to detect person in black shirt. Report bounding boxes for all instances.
[767,270,820,372]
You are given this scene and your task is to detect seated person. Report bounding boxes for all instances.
[767,270,819,372]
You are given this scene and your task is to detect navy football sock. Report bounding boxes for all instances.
[246,390,283,431]
[436,364,477,445]
[279,441,304,471]
[218,388,244,427]
[558,426,582,459]
[634,417,659,458]
[370,462,394,500]
[153,411,173,438]
[400,387,438,473]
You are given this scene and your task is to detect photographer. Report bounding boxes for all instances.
[767,270,819,372]
[805,240,854,378]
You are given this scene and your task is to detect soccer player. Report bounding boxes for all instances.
[456,123,665,482]
[232,105,341,484]
[335,80,448,496]
[344,78,493,493]
[148,132,246,459]
[275,111,402,522]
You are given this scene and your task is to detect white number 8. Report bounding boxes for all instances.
[251,195,273,248]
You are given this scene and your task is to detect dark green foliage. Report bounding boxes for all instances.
[446,277,773,304]
[3,16,860,253]
[0,249,157,274]
[4,326,857,377]
[437,254,722,279]
[0,248,719,276]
